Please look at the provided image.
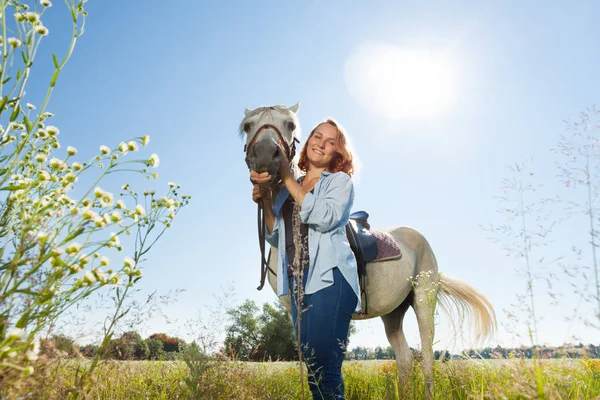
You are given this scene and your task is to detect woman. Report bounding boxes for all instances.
[250,118,360,399]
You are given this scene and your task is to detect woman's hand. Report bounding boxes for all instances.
[252,184,272,204]
[250,170,272,184]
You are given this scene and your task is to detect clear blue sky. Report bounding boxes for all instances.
[36,0,600,351]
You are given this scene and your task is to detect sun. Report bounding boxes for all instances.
[345,43,455,120]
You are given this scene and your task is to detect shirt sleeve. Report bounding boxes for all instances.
[265,209,279,247]
[300,172,354,233]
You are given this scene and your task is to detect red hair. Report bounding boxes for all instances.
[298,119,354,176]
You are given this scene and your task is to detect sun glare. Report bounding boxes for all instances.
[345,43,455,120]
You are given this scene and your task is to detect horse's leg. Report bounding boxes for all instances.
[381,295,413,396]
[413,248,439,399]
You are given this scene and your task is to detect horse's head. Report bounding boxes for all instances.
[240,102,301,182]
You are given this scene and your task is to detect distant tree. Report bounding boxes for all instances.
[434,350,451,361]
[259,302,297,361]
[223,300,263,361]
[149,333,183,353]
[147,338,166,360]
[80,344,99,358]
[223,300,299,361]
[51,334,76,356]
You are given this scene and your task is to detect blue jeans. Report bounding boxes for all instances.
[288,267,358,400]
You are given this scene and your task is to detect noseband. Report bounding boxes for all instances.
[244,124,299,169]
[244,123,299,290]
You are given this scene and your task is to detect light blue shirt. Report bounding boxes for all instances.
[265,171,361,313]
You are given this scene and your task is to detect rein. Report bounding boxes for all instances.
[245,123,299,290]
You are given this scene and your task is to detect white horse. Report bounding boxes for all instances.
[240,103,496,398]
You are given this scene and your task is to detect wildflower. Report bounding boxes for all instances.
[72,162,83,171]
[94,187,104,198]
[118,142,128,153]
[94,215,106,228]
[64,173,77,183]
[66,243,82,255]
[83,209,98,221]
[135,204,145,216]
[51,248,63,256]
[79,255,90,266]
[69,263,82,274]
[152,172,159,179]
[110,211,122,223]
[38,170,50,181]
[23,366,34,376]
[100,256,110,266]
[82,198,92,207]
[124,256,135,268]
[100,191,114,207]
[83,271,96,284]
[142,135,150,146]
[26,103,36,110]
[41,0,52,7]
[127,141,139,152]
[121,183,130,191]
[25,12,39,23]
[169,212,175,219]
[37,231,49,244]
[148,153,160,168]
[46,126,59,136]
[7,328,25,341]
[100,145,110,154]
[67,146,77,156]
[109,233,120,247]
[116,199,126,209]
[15,13,25,22]
[93,268,108,284]
[49,157,65,170]
[109,273,121,285]
[24,351,38,362]
[35,25,49,36]
[168,181,179,188]
[36,153,46,163]
[8,37,21,48]
[111,153,119,160]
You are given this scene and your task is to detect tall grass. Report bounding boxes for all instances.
[18,359,600,400]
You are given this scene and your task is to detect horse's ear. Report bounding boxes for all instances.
[244,107,252,117]
[289,101,300,114]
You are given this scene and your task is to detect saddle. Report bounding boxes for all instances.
[346,211,402,315]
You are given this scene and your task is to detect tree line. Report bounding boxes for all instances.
[44,299,600,361]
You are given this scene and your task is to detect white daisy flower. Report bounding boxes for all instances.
[148,153,160,168]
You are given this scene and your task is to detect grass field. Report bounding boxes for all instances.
[17,358,600,399]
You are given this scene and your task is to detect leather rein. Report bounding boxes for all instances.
[245,124,299,290]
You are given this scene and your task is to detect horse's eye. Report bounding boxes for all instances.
[287,121,296,132]
[243,123,251,133]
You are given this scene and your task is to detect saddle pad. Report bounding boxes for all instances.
[371,230,402,262]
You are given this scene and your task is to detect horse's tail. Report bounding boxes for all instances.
[437,275,497,343]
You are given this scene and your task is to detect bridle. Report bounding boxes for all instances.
[244,123,299,290]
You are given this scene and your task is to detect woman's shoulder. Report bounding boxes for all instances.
[325,171,352,184]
